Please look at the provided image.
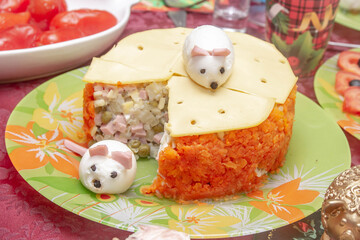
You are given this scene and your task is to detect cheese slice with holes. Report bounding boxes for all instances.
[102,28,190,73]
[84,28,296,103]
[83,58,172,84]
[166,76,275,137]
[223,32,297,104]
[83,28,191,84]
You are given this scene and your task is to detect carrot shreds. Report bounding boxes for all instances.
[147,87,297,201]
[83,83,95,143]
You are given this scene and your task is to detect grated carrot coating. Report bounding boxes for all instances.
[146,87,297,201]
[83,83,95,142]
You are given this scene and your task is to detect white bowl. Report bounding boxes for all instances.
[0,0,138,83]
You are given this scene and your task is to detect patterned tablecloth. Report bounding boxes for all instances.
[0,8,360,240]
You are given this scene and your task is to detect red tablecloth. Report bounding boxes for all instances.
[0,10,360,240]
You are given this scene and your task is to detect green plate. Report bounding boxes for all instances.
[314,48,360,140]
[336,8,360,31]
[5,67,350,238]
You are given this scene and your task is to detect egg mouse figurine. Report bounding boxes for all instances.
[64,139,137,194]
[321,165,360,240]
[183,25,234,90]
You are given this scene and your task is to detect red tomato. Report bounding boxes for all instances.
[0,24,41,50]
[0,12,30,31]
[50,9,117,36]
[343,87,360,116]
[335,70,360,96]
[0,0,29,13]
[337,51,360,76]
[28,0,67,30]
[37,27,84,45]
[28,17,48,30]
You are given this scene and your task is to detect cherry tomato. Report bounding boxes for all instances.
[0,0,29,13]
[28,0,67,30]
[37,27,84,45]
[343,87,360,116]
[0,12,30,31]
[337,50,360,76]
[335,70,360,96]
[50,9,117,36]
[28,16,48,30]
[0,24,41,50]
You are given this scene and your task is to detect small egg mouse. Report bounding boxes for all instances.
[183,25,234,90]
[64,139,137,194]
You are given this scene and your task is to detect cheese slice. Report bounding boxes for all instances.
[170,52,187,76]
[167,76,275,137]
[83,58,172,84]
[87,28,296,103]
[223,32,297,104]
[102,28,191,73]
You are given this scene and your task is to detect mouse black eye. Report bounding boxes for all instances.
[200,69,206,74]
[110,171,118,178]
[93,180,101,188]
[220,67,225,74]
[90,165,96,171]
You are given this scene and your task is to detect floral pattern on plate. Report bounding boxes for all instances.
[5,67,350,238]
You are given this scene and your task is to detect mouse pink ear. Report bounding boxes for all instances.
[212,48,231,56]
[111,151,133,169]
[191,45,210,57]
[89,145,108,157]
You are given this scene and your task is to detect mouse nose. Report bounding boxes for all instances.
[93,180,101,188]
[210,82,218,89]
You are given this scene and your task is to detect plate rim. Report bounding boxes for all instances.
[335,8,360,31]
